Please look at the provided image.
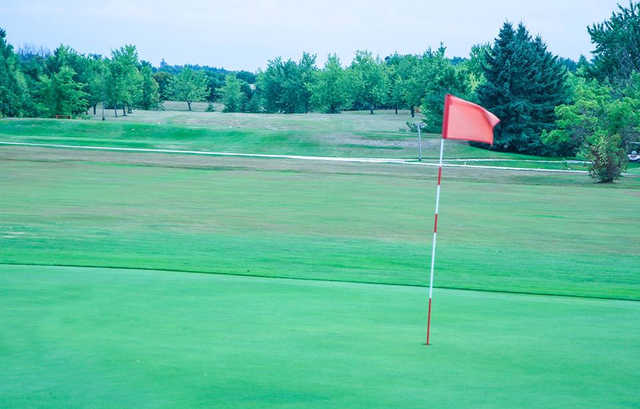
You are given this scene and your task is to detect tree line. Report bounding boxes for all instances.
[1,1,639,181]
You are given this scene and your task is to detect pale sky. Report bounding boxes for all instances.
[0,0,623,71]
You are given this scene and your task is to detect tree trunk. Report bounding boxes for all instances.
[395,105,398,115]
[369,107,374,115]
[187,101,192,111]
[410,105,415,117]
[93,104,97,115]
[122,105,126,116]
[102,103,105,121]
[114,106,118,118]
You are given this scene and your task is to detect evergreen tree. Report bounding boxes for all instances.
[527,36,571,145]
[478,23,569,154]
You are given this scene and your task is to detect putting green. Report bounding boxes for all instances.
[1,264,638,409]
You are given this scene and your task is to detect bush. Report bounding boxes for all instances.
[245,95,262,113]
[205,103,215,112]
[588,132,627,183]
[405,121,426,133]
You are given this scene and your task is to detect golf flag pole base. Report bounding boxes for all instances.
[426,137,444,346]
[426,298,432,345]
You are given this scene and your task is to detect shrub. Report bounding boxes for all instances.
[587,132,627,183]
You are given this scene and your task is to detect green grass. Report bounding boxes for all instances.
[443,160,590,171]
[0,118,563,162]
[1,264,638,409]
[1,148,638,299]
[1,113,638,408]
[627,161,640,174]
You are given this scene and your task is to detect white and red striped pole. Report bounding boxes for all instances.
[426,137,444,346]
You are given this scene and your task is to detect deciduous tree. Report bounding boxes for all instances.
[588,1,640,84]
[104,58,127,117]
[309,54,349,113]
[383,61,403,115]
[543,74,640,181]
[220,74,248,112]
[259,53,316,113]
[153,71,173,101]
[168,67,209,111]
[139,62,160,110]
[419,46,472,133]
[36,65,88,117]
[348,50,387,114]
[0,28,27,117]
[85,55,106,116]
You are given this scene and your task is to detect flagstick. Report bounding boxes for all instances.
[426,137,444,346]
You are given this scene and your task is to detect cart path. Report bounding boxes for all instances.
[0,141,591,174]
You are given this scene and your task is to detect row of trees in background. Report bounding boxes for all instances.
[0,29,483,122]
[221,47,473,126]
[0,35,256,118]
[1,37,160,118]
[1,2,639,181]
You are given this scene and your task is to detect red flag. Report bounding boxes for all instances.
[442,94,500,145]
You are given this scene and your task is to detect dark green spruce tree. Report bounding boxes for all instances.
[478,23,569,154]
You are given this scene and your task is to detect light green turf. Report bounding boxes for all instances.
[1,149,638,299]
[1,264,638,409]
[0,118,574,164]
